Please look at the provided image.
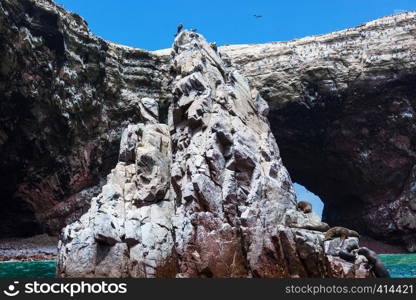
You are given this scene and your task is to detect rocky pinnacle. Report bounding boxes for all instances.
[57,31,374,278]
[1,0,414,253]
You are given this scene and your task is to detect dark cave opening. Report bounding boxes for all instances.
[0,155,42,238]
[270,99,385,235]
[0,92,42,238]
[267,74,416,250]
[0,87,121,238]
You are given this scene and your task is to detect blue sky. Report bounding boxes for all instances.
[55,0,416,51]
[54,0,415,215]
[294,184,323,216]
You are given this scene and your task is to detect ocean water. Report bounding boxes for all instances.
[0,255,415,278]
[0,261,56,278]
[379,254,416,278]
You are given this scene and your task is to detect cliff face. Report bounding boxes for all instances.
[0,0,171,236]
[220,13,416,252]
[57,31,372,278]
[0,0,413,277]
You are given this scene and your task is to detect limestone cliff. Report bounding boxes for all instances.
[219,12,416,251]
[58,31,372,277]
[0,0,413,277]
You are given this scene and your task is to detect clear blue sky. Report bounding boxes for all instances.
[294,184,323,216]
[54,0,414,216]
[55,0,416,51]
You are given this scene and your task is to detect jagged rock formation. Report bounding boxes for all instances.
[0,0,171,236]
[58,123,177,277]
[0,0,413,275]
[57,31,374,278]
[169,31,298,277]
[220,13,416,251]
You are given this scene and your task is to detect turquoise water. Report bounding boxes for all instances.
[0,255,414,277]
[0,261,56,278]
[379,254,416,278]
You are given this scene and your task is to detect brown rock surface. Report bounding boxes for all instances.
[220,12,416,251]
[0,0,171,236]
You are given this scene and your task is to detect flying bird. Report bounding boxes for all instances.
[254,15,262,19]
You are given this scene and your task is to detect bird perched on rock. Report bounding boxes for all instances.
[175,24,183,37]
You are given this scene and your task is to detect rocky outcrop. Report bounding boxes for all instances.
[1,0,414,252]
[0,0,171,236]
[57,31,374,278]
[1,0,411,275]
[169,31,298,277]
[220,12,416,251]
[57,123,177,277]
